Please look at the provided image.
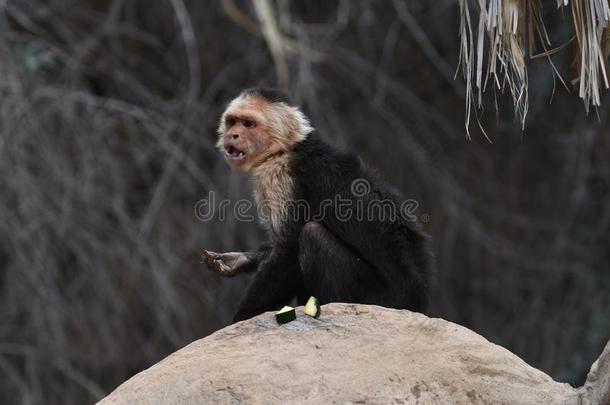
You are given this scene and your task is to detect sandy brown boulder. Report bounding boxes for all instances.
[97,304,606,405]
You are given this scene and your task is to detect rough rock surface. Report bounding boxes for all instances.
[98,304,607,405]
[580,339,610,405]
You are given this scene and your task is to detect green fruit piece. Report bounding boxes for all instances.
[275,306,296,324]
[304,296,321,318]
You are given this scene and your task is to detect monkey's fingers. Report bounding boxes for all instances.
[202,250,246,277]
[209,258,239,277]
[202,249,219,259]
[202,250,222,270]
[214,260,235,275]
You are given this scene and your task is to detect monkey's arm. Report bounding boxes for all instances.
[202,245,271,277]
[232,244,300,322]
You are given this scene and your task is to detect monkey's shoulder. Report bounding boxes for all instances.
[290,136,362,182]
[289,135,399,200]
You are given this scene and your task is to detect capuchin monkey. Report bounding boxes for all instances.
[203,88,432,322]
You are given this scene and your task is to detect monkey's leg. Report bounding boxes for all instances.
[297,222,384,304]
[202,246,270,277]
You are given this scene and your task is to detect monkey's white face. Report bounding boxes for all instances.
[217,95,313,172]
[217,96,278,172]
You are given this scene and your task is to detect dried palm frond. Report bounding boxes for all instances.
[564,0,610,112]
[458,0,610,135]
[458,0,534,136]
[486,0,529,128]
[458,0,476,134]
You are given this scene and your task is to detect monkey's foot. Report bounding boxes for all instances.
[201,250,250,277]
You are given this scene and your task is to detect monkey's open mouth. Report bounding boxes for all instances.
[226,145,246,160]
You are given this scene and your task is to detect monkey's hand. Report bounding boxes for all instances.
[202,250,253,277]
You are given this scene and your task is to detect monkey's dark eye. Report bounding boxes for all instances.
[243,120,255,128]
[226,118,236,127]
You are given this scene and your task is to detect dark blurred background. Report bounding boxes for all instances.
[1,1,609,404]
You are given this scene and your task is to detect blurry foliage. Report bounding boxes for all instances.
[0,1,609,404]
[21,41,57,73]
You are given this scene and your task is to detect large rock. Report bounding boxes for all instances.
[98,304,607,405]
[580,339,610,405]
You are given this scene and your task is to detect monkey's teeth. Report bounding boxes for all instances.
[226,145,246,159]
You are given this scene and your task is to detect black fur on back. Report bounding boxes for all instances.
[284,133,433,312]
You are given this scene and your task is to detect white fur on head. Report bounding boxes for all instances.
[216,93,314,151]
[263,100,313,146]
